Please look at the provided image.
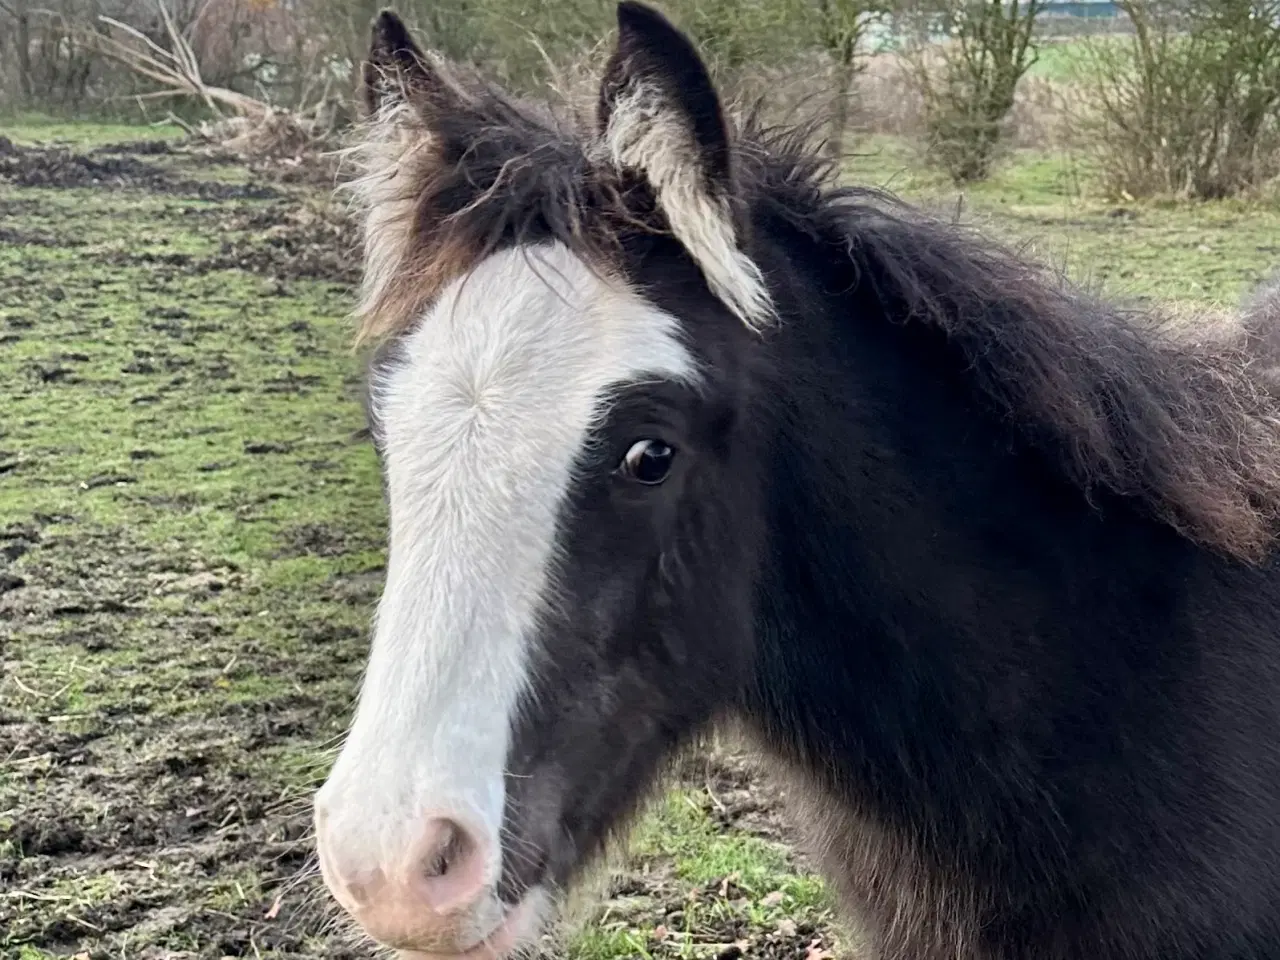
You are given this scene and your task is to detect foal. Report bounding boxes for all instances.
[314,5,1280,959]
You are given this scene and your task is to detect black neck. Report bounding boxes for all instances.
[741,225,1206,853]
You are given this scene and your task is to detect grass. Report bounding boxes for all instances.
[1028,35,1112,82]
[847,135,1280,305]
[1,113,184,147]
[1,120,374,956]
[633,790,826,906]
[3,117,1279,959]
[565,782,839,960]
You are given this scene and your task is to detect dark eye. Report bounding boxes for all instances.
[618,439,675,485]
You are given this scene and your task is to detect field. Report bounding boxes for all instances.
[3,117,1280,960]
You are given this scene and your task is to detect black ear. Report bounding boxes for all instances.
[362,10,439,116]
[598,1,731,193]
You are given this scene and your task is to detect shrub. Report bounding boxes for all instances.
[1077,0,1280,200]
[906,0,1045,183]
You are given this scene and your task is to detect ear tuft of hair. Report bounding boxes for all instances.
[362,10,438,116]
[347,11,452,346]
[601,2,732,189]
[598,1,774,331]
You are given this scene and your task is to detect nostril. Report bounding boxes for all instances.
[416,816,486,912]
[429,847,448,877]
[424,820,463,878]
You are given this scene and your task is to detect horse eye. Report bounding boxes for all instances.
[619,439,675,485]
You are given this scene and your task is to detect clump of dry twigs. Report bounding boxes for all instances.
[84,0,337,157]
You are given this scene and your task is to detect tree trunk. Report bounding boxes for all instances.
[15,0,33,104]
[829,33,856,161]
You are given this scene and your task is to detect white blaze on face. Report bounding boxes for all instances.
[316,242,697,933]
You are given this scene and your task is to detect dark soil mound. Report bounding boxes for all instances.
[0,138,281,200]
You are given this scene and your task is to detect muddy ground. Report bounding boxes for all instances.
[0,133,840,960]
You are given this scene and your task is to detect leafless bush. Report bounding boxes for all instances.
[1075,0,1280,200]
[851,50,923,135]
[1,0,339,117]
[813,0,895,157]
[2,0,117,111]
[1009,73,1074,147]
[72,0,339,155]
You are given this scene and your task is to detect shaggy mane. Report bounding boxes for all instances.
[737,124,1280,563]
[346,68,1280,562]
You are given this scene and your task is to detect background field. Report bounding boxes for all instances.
[3,114,1279,960]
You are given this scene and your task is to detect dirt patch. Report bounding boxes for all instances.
[274,522,379,559]
[0,225,84,248]
[92,139,179,156]
[83,191,361,284]
[0,519,361,957]
[202,202,360,283]
[1,137,358,283]
[0,136,281,200]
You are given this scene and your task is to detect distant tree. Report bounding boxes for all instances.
[815,0,894,159]
[666,0,810,73]
[906,0,1045,182]
[0,0,35,104]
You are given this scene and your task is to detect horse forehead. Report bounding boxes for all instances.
[379,244,698,442]
[368,244,700,522]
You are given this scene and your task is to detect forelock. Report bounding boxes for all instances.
[342,62,777,346]
[342,63,621,346]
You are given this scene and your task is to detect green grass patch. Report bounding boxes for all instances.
[1,112,183,147]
